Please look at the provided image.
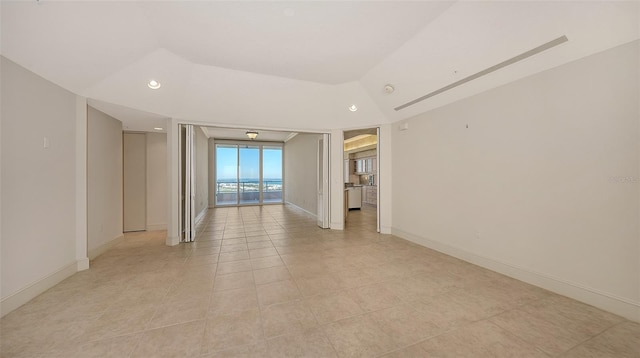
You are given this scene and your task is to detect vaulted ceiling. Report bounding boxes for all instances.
[2,1,638,132]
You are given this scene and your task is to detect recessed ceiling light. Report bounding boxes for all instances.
[348,104,358,112]
[147,80,161,89]
[154,127,163,131]
[383,84,395,94]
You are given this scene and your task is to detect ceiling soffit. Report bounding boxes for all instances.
[1,1,637,130]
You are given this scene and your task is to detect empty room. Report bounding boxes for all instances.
[1,1,638,357]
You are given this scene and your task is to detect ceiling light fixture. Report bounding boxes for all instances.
[348,104,358,112]
[246,131,259,140]
[154,127,163,131]
[147,80,161,89]
[383,84,395,94]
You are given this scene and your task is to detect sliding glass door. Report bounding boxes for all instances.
[239,145,260,205]
[262,146,283,203]
[215,145,238,206]
[215,143,283,206]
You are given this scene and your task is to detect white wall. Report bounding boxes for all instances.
[146,132,167,231]
[284,133,322,215]
[1,57,78,315]
[87,107,123,256]
[391,41,639,321]
[194,127,209,218]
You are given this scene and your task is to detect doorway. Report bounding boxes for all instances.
[213,142,283,207]
[343,127,380,232]
[123,132,146,232]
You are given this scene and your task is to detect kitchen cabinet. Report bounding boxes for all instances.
[344,160,349,183]
[362,185,377,206]
[354,157,376,174]
[347,187,362,209]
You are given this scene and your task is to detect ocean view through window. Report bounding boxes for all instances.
[215,143,283,206]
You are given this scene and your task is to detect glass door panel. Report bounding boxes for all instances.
[239,145,260,205]
[262,146,283,203]
[215,145,238,206]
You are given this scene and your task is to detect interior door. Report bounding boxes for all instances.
[317,134,330,228]
[376,127,381,233]
[179,124,196,242]
[123,132,146,232]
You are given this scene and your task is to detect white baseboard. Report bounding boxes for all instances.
[146,223,167,231]
[392,227,640,323]
[77,258,90,271]
[88,234,124,260]
[380,225,392,235]
[166,235,180,246]
[284,201,317,218]
[331,221,344,230]
[0,260,79,318]
[195,208,208,225]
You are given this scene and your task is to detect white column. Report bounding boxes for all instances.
[75,96,89,270]
[166,118,180,246]
[329,129,344,230]
[379,124,392,234]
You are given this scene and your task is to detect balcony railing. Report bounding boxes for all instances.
[216,180,282,205]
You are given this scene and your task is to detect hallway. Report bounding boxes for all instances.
[1,204,638,357]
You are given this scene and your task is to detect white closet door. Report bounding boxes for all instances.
[317,134,330,229]
[123,132,146,232]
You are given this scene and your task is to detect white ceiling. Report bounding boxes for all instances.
[2,1,638,132]
[202,127,295,142]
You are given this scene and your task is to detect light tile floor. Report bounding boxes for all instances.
[1,204,638,357]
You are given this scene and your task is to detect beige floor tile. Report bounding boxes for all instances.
[266,328,337,357]
[132,320,205,357]
[223,238,248,246]
[322,315,399,357]
[347,283,403,312]
[246,235,272,242]
[220,243,249,253]
[191,246,222,256]
[295,274,343,297]
[163,281,213,304]
[148,296,210,329]
[333,268,378,289]
[216,260,253,275]
[256,279,302,307]
[251,256,284,270]
[260,299,318,338]
[368,304,440,346]
[214,271,255,292]
[2,206,631,358]
[379,275,455,302]
[82,302,159,341]
[490,308,593,356]
[562,321,640,358]
[419,320,547,357]
[247,240,274,249]
[409,292,477,332]
[185,253,219,266]
[210,287,259,316]
[204,341,271,358]
[521,295,624,336]
[253,266,292,285]
[305,291,364,324]
[201,310,264,354]
[249,247,279,258]
[47,333,142,358]
[218,251,251,263]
